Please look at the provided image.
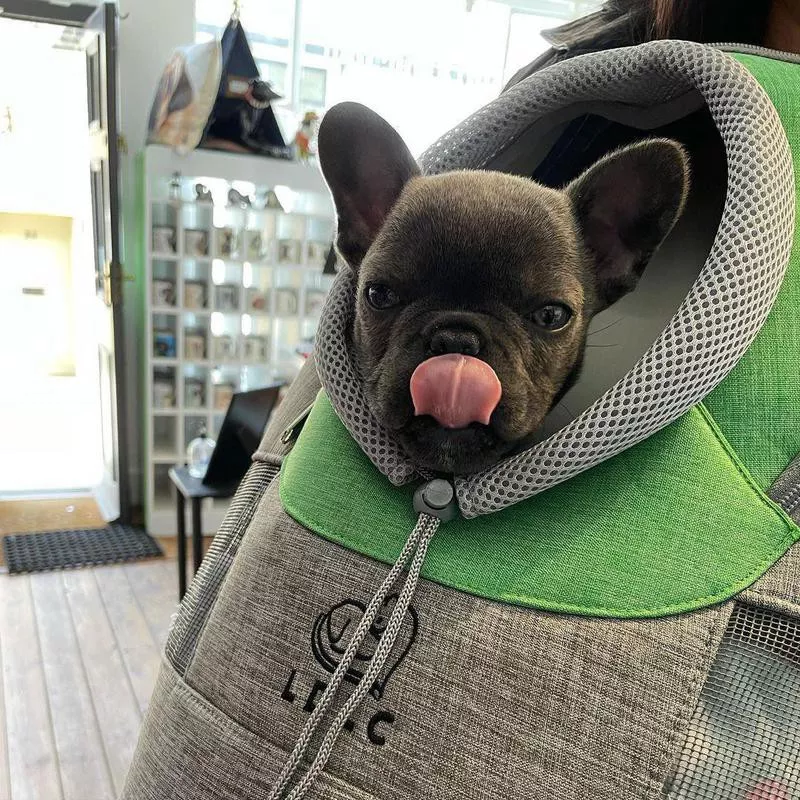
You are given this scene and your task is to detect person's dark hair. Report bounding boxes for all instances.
[646,0,770,41]
[504,0,772,90]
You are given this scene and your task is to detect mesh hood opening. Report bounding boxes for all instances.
[504,105,727,443]
[315,41,795,518]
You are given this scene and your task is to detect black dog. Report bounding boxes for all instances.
[318,103,689,475]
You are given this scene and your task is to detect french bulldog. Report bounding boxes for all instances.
[318,102,689,475]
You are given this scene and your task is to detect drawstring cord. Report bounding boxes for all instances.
[285,514,437,800]
[268,479,457,800]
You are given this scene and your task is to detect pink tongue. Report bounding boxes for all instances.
[410,354,502,429]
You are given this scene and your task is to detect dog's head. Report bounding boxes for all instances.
[318,102,689,475]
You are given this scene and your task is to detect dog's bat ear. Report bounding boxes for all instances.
[318,102,420,268]
[566,138,689,309]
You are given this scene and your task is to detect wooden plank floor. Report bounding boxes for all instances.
[0,560,178,800]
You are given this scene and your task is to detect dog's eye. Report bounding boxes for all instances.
[529,304,572,331]
[365,283,400,310]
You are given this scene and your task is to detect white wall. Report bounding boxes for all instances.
[116,0,195,508]
[117,0,195,155]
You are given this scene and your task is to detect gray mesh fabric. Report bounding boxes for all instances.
[315,275,416,486]
[165,459,280,674]
[315,40,795,517]
[769,455,800,525]
[667,603,800,798]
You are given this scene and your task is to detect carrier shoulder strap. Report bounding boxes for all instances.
[164,355,321,673]
[769,454,800,524]
[254,354,321,464]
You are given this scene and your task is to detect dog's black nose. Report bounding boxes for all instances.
[429,328,482,356]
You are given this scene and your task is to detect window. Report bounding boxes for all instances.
[504,12,562,85]
[195,0,295,45]
[299,66,327,110]
[195,0,603,154]
[259,60,289,96]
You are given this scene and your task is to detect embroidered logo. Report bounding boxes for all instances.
[311,595,419,700]
[280,593,419,746]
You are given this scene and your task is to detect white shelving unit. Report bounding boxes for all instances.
[143,144,335,535]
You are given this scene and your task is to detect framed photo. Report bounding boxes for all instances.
[214,283,239,311]
[244,229,268,262]
[153,329,176,358]
[242,335,268,362]
[184,280,207,309]
[216,227,240,259]
[246,287,268,313]
[152,225,176,254]
[305,289,326,316]
[184,377,205,408]
[184,329,206,360]
[152,278,175,307]
[213,382,235,410]
[277,238,302,264]
[184,228,210,257]
[305,240,329,266]
[272,287,298,315]
[212,334,237,361]
[153,373,175,407]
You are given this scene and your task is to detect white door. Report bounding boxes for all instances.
[85,3,129,522]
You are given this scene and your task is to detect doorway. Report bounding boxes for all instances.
[0,211,101,493]
[0,5,127,530]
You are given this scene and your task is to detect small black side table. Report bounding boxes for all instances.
[168,466,236,599]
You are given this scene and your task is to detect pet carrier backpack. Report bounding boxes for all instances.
[123,40,800,800]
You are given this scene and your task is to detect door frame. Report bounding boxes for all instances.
[85,2,131,523]
[0,0,132,522]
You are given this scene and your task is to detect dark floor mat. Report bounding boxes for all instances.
[3,524,163,574]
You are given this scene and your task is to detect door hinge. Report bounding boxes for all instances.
[104,263,134,306]
[89,120,108,170]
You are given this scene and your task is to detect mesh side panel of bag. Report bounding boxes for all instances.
[315,40,794,517]
[165,460,280,675]
[666,604,800,799]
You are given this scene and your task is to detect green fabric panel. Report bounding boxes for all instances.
[704,54,800,489]
[280,393,799,619]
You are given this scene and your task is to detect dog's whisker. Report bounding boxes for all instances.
[586,343,620,349]
[587,318,624,337]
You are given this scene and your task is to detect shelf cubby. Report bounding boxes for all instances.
[151,259,178,308]
[152,366,177,410]
[183,363,209,410]
[153,464,174,506]
[182,312,210,361]
[152,415,178,460]
[182,260,211,311]
[152,313,178,359]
